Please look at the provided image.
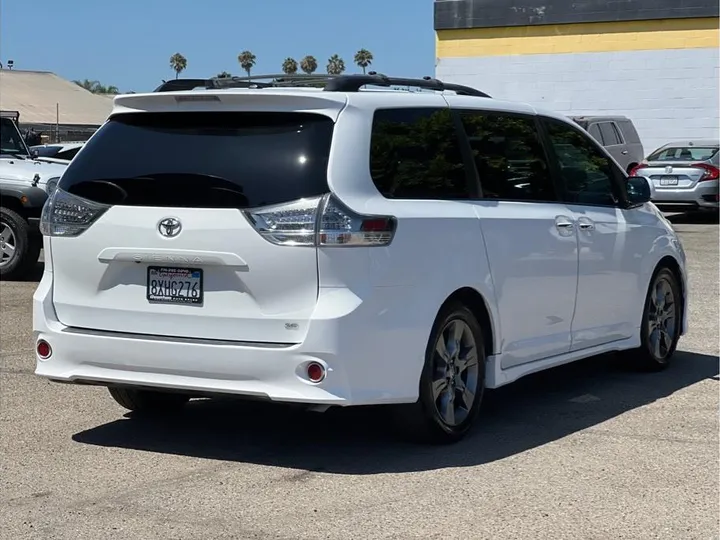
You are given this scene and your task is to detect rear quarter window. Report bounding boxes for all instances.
[57,112,334,208]
[369,107,470,200]
[618,120,640,143]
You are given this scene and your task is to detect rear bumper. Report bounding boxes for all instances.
[651,180,719,208]
[32,272,428,407]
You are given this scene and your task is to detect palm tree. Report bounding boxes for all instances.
[326,54,346,75]
[73,80,120,94]
[282,57,298,75]
[354,49,374,74]
[216,71,232,78]
[237,50,257,79]
[169,53,188,79]
[73,79,100,92]
[300,55,318,75]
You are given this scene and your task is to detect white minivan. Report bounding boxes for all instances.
[33,74,688,443]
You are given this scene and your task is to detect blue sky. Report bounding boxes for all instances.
[0,0,437,93]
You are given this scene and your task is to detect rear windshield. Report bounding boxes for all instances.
[647,146,718,162]
[58,112,334,208]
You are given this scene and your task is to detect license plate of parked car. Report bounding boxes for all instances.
[659,176,679,186]
[147,266,203,304]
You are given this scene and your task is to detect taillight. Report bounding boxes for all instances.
[693,163,720,181]
[40,188,111,237]
[243,194,396,247]
[629,164,648,176]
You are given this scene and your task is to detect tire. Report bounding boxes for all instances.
[627,266,683,371]
[394,302,486,444]
[108,386,190,414]
[0,207,41,280]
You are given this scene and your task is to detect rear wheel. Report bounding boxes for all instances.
[108,387,190,414]
[394,303,486,444]
[628,267,682,371]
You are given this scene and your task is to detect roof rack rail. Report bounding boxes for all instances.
[324,72,491,97]
[153,73,491,98]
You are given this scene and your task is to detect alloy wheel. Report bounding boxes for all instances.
[647,276,677,360]
[0,222,17,269]
[431,319,480,426]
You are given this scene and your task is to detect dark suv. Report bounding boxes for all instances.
[571,116,644,174]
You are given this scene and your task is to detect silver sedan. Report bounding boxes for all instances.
[630,140,719,211]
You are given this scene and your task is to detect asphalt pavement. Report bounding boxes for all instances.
[1,212,718,540]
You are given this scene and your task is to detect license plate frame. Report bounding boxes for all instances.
[146,266,204,305]
[659,176,679,186]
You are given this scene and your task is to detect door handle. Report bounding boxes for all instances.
[554,215,575,236]
[577,217,595,231]
[621,150,629,155]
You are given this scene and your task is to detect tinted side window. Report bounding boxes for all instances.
[459,111,556,202]
[599,122,621,146]
[588,124,602,143]
[58,112,334,208]
[369,108,469,200]
[543,118,621,207]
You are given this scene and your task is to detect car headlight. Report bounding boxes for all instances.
[45,177,60,196]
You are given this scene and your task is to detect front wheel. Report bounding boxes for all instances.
[394,303,486,444]
[629,267,682,371]
[0,207,42,280]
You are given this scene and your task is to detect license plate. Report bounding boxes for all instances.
[147,266,203,305]
[659,176,679,186]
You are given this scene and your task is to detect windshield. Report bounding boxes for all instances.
[58,111,334,208]
[647,145,719,162]
[0,117,30,156]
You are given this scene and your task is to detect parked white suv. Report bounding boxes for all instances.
[33,74,688,443]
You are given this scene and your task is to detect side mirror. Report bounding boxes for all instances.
[626,175,653,205]
[30,149,39,159]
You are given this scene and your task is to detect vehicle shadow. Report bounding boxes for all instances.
[666,210,719,225]
[0,262,44,283]
[72,350,718,474]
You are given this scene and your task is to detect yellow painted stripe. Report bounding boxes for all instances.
[436,17,720,57]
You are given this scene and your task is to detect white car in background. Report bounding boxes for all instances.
[33,74,689,444]
[30,142,85,164]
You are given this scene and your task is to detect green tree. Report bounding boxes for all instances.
[169,53,187,79]
[282,57,298,75]
[237,50,257,78]
[354,49,373,74]
[326,54,346,75]
[299,55,318,75]
[73,79,120,94]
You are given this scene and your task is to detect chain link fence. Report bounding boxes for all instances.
[19,122,99,144]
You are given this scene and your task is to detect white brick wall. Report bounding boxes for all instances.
[437,48,720,153]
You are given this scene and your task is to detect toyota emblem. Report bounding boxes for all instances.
[665,166,673,174]
[158,217,182,238]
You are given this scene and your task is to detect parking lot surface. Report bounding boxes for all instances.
[1,213,718,540]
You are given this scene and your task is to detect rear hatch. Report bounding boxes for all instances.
[641,162,711,189]
[636,145,719,189]
[45,94,343,343]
